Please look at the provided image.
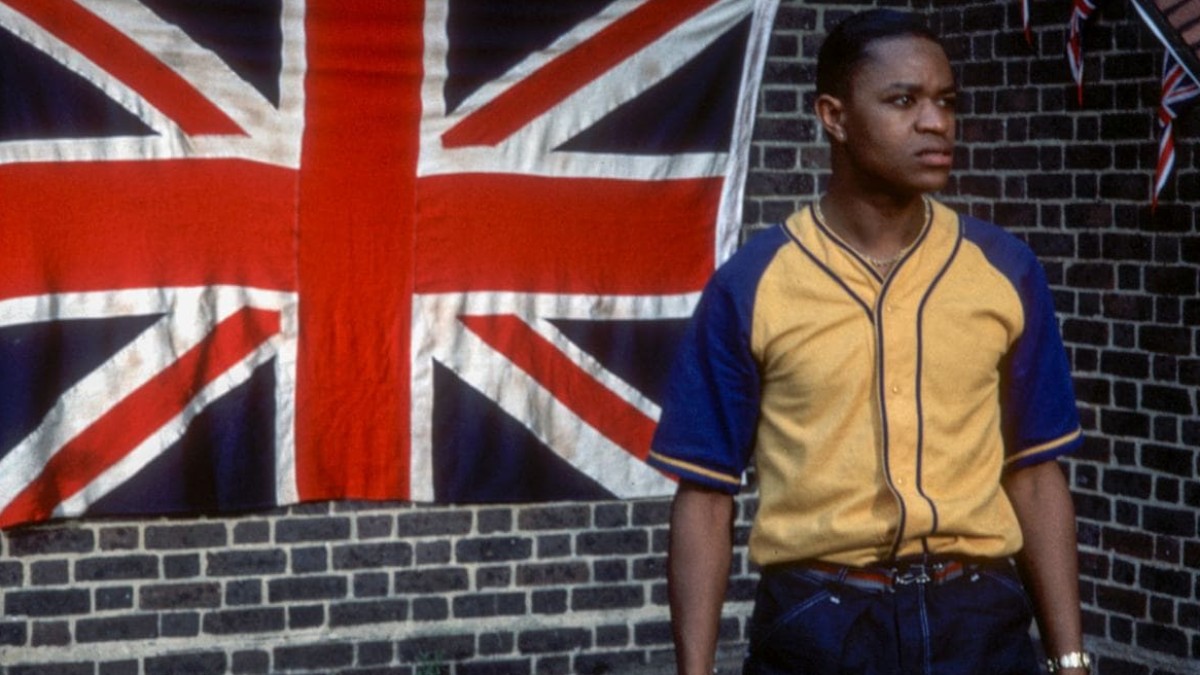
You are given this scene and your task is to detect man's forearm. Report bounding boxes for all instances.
[1004,460,1088,673]
[667,482,735,675]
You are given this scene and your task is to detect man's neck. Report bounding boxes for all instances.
[817,185,928,259]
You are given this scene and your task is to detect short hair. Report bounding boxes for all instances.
[815,9,944,97]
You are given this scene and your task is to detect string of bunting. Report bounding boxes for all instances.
[1020,0,1200,209]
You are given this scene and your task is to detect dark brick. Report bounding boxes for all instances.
[356,514,394,539]
[163,553,201,579]
[455,536,532,563]
[477,508,513,534]
[1064,263,1113,289]
[594,559,628,582]
[1142,385,1194,415]
[5,527,95,556]
[268,575,347,602]
[275,516,351,543]
[412,596,449,621]
[1102,469,1152,498]
[274,643,355,671]
[332,541,413,569]
[1145,266,1198,296]
[517,561,589,586]
[144,524,226,550]
[5,589,90,617]
[476,565,512,589]
[1062,318,1107,346]
[354,571,390,597]
[287,604,324,629]
[75,555,157,581]
[479,631,515,656]
[31,560,69,585]
[1095,584,1148,616]
[329,599,408,627]
[359,640,395,666]
[145,652,226,675]
[98,526,139,551]
[571,585,643,611]
[517,505,590,531]
[140,582,221,610]
[395,567,469,593]
[99,661,138,675]
[225,579,262,606]
[459,659,532,675]
[1142,445,1194,477]
[396,510,473,537]
[75,614,157,643]
[576,530,648,556]
[1,620,28,645]
[206,549,286,576]
[161,612,201,637]
[416,540,452,564]
[290,545,328,573]
[396,634,476,663]
[1102,526,1154,559]
[1139,326,1191,355]
[574,652,647,675]
[1135,621,1189,657]
[202,608,285,634]
[537,534,572,558]
[453,592,525,618]
[532,589,568,615]
[232,521,270,545]
[6,663,93,675]
[518,627,590,654]
[0,560,23,586]
[1139,564,1194,598]
[1142,506,1197,538]
[1100,409,1150,438]
[95,587,134,611]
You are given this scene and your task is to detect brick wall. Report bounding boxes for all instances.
[3,1,1198,674]
[0,498,758,674]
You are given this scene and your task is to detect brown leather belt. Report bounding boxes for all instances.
[798,558,972,593]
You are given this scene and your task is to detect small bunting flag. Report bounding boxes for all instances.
[1153,51,1200,210]
[1067,0,1099,104]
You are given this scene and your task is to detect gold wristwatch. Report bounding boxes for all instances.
[1046,651,1092,672]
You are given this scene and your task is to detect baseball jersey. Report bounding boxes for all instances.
[648,199,1083,567]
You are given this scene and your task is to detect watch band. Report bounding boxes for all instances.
[1046,651,1092,672]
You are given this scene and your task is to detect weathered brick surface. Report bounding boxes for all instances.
[0,3,1195,674]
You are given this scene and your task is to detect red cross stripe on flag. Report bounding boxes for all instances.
[0,0,778,526]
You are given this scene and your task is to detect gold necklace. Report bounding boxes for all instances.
[812,197,930,271]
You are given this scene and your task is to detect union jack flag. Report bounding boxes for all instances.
[1152,52,1200,209]
[1067,0,1098,105]
[0,0,777,527]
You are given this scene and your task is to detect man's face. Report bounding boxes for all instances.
[837,36,957,196]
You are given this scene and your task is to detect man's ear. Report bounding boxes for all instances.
[814,93,846,143]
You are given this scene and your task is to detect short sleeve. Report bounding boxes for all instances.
[648,229,786,492]
[996,238,1083,468]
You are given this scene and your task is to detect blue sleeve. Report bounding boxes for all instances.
[965,217,1083,467]
[648,230,783,492]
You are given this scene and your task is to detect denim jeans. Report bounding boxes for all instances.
[743,557,1041,675]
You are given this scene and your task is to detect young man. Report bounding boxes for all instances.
[648,9,1090,675]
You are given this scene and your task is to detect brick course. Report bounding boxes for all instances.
[1,1,1197,674]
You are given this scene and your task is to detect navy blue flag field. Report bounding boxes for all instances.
[0,0,779,527]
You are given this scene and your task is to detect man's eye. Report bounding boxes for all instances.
[892,95,914,106]
[939,97,958,109]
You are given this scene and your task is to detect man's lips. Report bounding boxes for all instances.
[917,147,954,168]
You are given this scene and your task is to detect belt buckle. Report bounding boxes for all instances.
[892,561,943,586]
[892,569,931,586]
